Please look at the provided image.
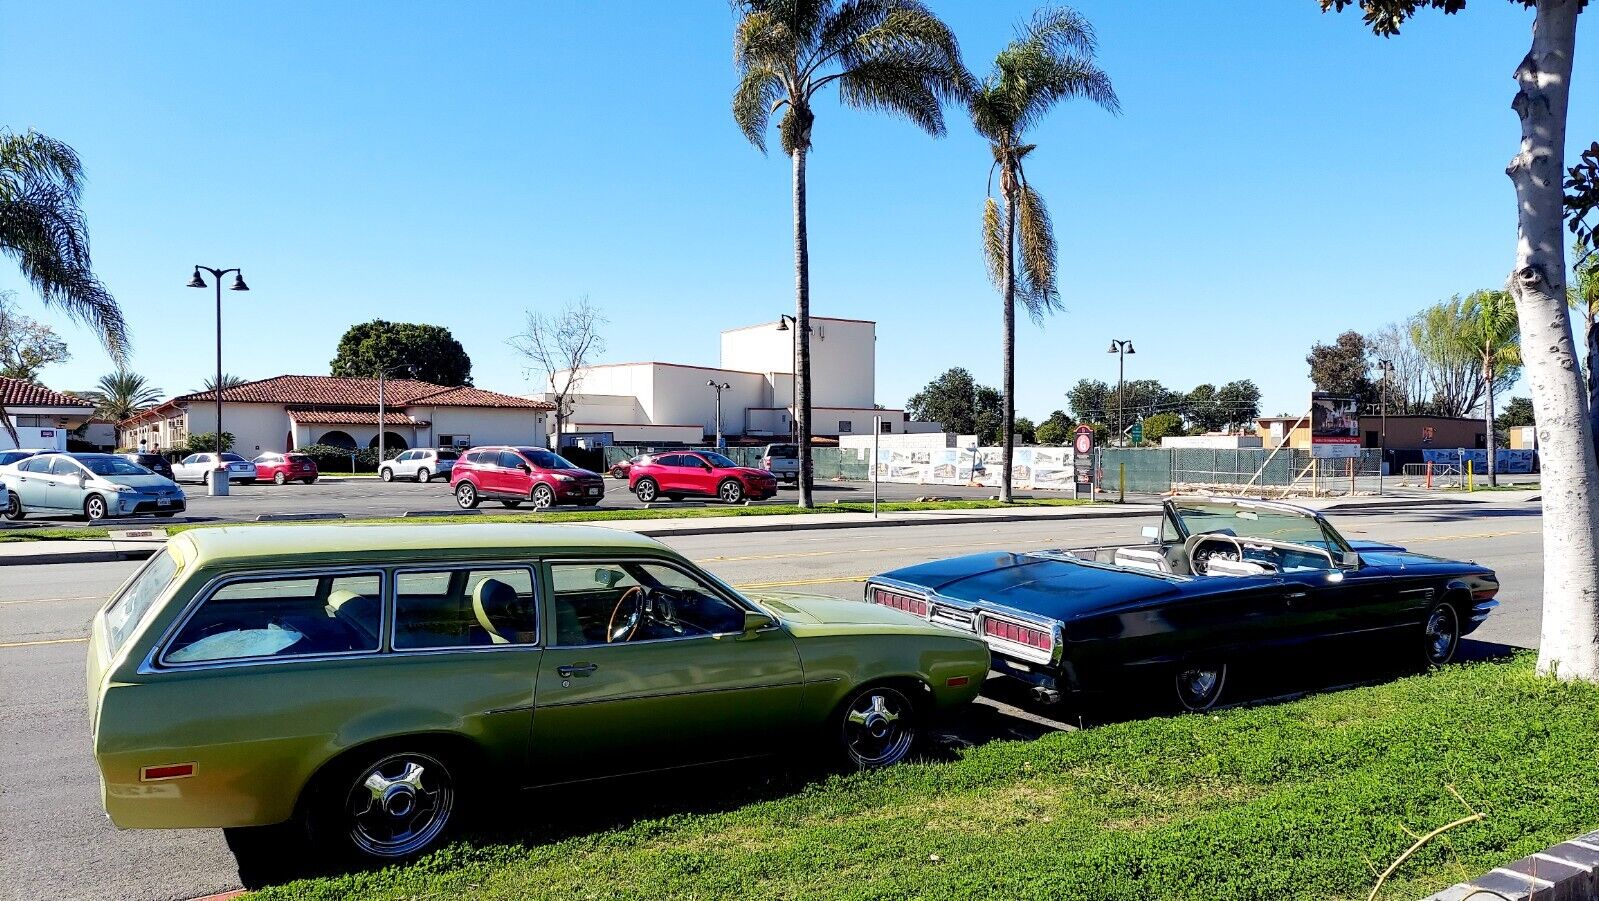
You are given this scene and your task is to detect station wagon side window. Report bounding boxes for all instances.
[105,549,180,654]
[547,560,748,646]
[393,566,538,649]
[163,572,384,665]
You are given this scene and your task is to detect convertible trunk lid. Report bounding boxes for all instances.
[881,552,1186,622]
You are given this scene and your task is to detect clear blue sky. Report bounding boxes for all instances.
[2,1,1592,421]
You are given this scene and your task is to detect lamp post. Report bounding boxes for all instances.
[775,315,810,445]
[707,381,731,448]
[187,266,249,495]
[1377,358,1395,494]
[1107,339,1135,445]
[377,363,417,467]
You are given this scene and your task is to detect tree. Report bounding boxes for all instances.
[1496,395,1536,433]
[1014,416,1037,444]
[1306,330,1374,404]
[1367,319,1428,414]
[330,320,473,387]
[1066,378,1112,422]
[184,432,234,454]
[973,385,1005,445]
[1459,289,1522,486]
[508,297,606,448]
[0,130,125,446]
[973,6,1118,501]
[0,290,69,380]
[80,370,162,422]
[192,373,247,394]
[1142,411,1184,443]
[906,367,985,434]
[1035,409,1073,445]
[1322,0,1597,682]
[733,0,967,508]
[1410,296,1512,418]
[1568,237,1599,451]
[1183,384,1224,432]
[1217,380,1262,429]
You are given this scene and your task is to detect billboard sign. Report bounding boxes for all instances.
[1310,392,1360,458]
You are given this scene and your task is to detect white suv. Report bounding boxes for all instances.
[379,448,459,483]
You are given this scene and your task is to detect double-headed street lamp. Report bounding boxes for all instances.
[1377,358,1395,493]
[377,363,418,466]
[187,266,249,494]
[1107,338,1135,444]
[707,380,731,448]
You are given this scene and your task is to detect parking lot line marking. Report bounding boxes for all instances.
[0,594,102,607]
[731,575,868,590]
[0,637,87,650]
[1406,529,1534,543]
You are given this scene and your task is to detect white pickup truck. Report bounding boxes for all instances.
[760,443,800,484]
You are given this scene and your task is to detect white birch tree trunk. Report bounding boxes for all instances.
[1510,0,1599,680]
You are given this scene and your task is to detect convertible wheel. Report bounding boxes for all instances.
[634,478,658,503]
[2,494,23,521]
[531,485,555,509]
[718,479,745,504]
[455,482,479,509]
[837,684,918,770]
[1423,602,1461,667]
[1174,662,1227,712]
[83,494,108,523]
[273,472,287,485]
[324,750,457,862]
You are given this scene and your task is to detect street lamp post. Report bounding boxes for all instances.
[377,363,418,467]
[1107,339,1135,445]
[1377,358,1395,494]
[187,266,249,496]
[707,381,731,448]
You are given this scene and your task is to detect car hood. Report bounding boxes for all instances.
[100,474,179,490]
[736,467,775,478]
[878,551,1189,621]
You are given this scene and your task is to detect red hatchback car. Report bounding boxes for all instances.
[628,451,778,504]
[252,452,319,485]
[451,445,605,509]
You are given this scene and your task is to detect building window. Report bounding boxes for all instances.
[14,415,44,427]
[838,420,853,433]
[879,420,892,433]
[439,434,470,448]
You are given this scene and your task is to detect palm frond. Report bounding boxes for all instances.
[0,130,83,202]
[733,8,795,70]
[0,187,127,362]
[982,195,1005,290]
[825,1,969,134]
[733,64,786,152]
[1015,181,1062,324]
[974,5,1120,143]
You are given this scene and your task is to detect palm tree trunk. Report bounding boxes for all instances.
[1512,0,1599,681]
[1000,180,1016,504]
[793,144,814,509]
[1587,312,1599,459]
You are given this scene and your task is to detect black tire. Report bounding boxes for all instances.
[718,479,745,504]
[1174,662,1227,712]
[83,494,108,523]
[531,484,555,509]
[834,683,920,770]
[273,472,287,485]
[201,470,211,486]
[380,467,394,483]
[1423,601,1461,668]
[417,468,431,484]
[455,481,480,509]
[634,478,659,503]
[502,499,523,509]
[2,493,23,521]
[308,748,458,863]
[578,499,601,507]
[304,477,317,485]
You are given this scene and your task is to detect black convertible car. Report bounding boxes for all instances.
[867,496,1500,712]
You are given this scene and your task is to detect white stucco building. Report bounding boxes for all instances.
[1,376,96,451]
[548,317,920,444]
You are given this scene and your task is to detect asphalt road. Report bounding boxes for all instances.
[0,502,1544,901]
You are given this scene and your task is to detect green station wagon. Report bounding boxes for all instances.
[87,523,988,861]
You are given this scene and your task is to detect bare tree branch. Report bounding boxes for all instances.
[508,297,607,449]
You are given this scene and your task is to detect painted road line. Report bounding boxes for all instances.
[1407,530,1535,543]
[731,575,868,590]
[0,636,87,649]
[0,594,104,607]
[703,537,1059,563]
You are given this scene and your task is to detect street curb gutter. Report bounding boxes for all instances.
[1422,829,1599,900]
[0,506,1156,565]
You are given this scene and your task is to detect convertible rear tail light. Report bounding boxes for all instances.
[870,587,928,617]
[983,617,1053,651]
[1472,587,1499,601]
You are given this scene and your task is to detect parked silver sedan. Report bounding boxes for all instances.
[1,452,185,521]
[379,447,459,483]
[172,452,258,485]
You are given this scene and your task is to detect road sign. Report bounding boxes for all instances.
[1128,421,1143,445]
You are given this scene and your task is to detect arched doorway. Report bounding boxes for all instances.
[368,432,409,451]
[318,430,357,450]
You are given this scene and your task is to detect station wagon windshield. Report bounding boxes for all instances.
[1173,501,1345,551]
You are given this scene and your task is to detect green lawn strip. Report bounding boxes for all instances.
[250,655,1599,901]
[0,499,1093,542]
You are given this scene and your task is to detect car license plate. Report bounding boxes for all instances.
[157,497,171,507]
[587,487,600,496]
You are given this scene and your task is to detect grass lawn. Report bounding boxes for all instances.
[0,498,1093,542]
[248,655,1599,901]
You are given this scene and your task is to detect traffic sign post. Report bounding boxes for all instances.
[1128,421,1144,446]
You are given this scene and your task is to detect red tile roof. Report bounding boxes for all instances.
[169,375,552,410]
[287,409,427,426]
[0,376,94,409]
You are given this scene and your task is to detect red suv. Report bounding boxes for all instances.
[451,446,605,509]
[628,451,778,504]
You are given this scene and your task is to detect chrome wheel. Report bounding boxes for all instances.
[273,472,286,485]
[531,485,555,509]
[719,480,744,504]
[83,495,107,522]
[841,686,916,769]
[344,752,454,860]
[1175,663,1227,712]
[635,479,658,503]
[455,482,478,509]
[1424,603,1460,667]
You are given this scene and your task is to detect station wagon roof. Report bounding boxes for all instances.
[170,523,666,568]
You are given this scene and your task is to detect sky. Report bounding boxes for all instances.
[2,1,1593,422]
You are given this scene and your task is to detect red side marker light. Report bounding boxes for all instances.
[946,676,970,687]
[141,763,195,781]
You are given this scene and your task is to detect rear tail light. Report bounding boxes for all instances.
[761,457,772,468]
[870,587,928,617]
[982,617,1053,651]
[1472,586,1499,601]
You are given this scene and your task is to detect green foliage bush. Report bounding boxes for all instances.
[295,443,404,472]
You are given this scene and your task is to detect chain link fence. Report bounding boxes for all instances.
[601,444,872,480]
[1099,448,1386,497]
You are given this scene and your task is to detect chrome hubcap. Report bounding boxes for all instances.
[347,754,452,858]
[1426,607,1457,662]
[457,486,473,504]
[1177,665,1224,709]
[844,690,913,767]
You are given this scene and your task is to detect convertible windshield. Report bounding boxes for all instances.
[79,455,150,476]
[1173,501,1344,551]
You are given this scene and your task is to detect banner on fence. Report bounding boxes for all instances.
[1310,392,1360,458]
[1421,448,1537,474]
[869,445,1077,490]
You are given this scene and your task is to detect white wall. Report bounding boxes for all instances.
[721,318,875,409]
[417,407,546,449]
[648,365,768,437]
[184,403,293,455]
[1,425,68,451]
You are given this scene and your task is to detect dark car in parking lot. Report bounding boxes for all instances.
[117,453,174,481]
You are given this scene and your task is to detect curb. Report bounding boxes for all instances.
[1423,829,1599,900]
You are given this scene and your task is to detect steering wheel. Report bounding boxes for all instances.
[607,586,646,643]
[1185,533,1245,575]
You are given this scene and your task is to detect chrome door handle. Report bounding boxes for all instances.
[557,663,598,678]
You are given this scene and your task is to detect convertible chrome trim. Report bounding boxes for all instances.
[1470,599,1500,624]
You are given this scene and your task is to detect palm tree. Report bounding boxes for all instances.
[972,7,1117,502]
[193,373,247,394]
[732,0,969,508]
[0,130,126,446]
[1461,289,1522,487]
[81,370,163,422]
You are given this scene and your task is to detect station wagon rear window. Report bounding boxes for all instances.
[105,549,179,654]
[163,572,383,664]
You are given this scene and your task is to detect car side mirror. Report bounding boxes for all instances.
[519,463,531,473]
[1340,551,1361,569]
[737,610,777,639]
[1140,525,1160,543]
